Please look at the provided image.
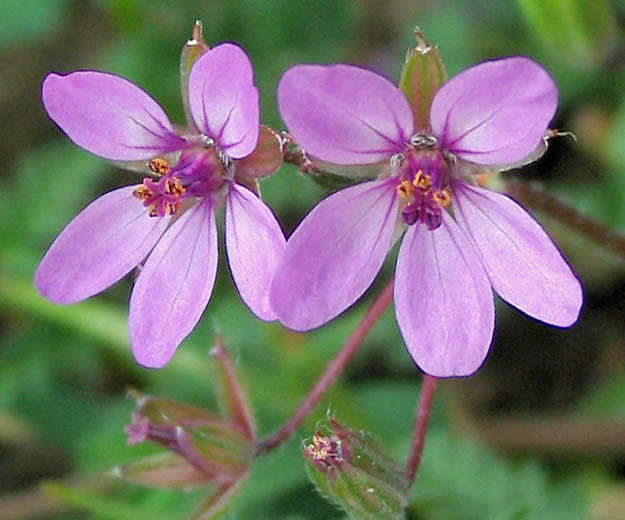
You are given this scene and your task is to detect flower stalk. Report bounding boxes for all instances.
[256,279,395,454]
[405,375,437,484]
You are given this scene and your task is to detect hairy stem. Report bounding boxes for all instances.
[505,178,625,259]
[405,374,437,485]
[256,279,395,455]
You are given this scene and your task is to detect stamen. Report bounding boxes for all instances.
[413,170,431,190]
[432,189,451,207]
[397,170,451,230]
[149,157,171,176]
[133,176,186,217]
[397,180,415,199]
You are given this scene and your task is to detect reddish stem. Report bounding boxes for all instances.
[505,178,625,260]
[405,374,437,484]
[256,279,395,454]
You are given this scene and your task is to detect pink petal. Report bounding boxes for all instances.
[42,71,185,161]
[35,186,169,304]
[430,57,557,165]
[129,200,218,368]
[270,180,398,331]
[188,43,259,159]
[394,213,494,377]
[453,183,582,326]
[225,183,286,321]
[278,64,414,164]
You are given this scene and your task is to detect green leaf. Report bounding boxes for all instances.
[410,429,588,519]
[517,0,618,67]
[43,481,170,520]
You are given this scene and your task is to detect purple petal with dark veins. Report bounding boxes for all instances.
[278,64,414,164]
[430,57,557,166]
[225,183,285,321]
[35,186,169,303]
[394,212,494,377]
[42,71,185,161]
[453,182,582,326]
[129,199,218,368]
[188,43,259,159]
[270,179,399,331]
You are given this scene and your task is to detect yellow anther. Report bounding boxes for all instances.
[433,189,451,207]
[413,170,432,190]
[165,177,185,196]
[397,180,415,199]
[149,156,171,176]
[133,185,151,201]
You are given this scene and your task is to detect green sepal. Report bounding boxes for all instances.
[399,28,447,132]
[183,422,254,477]
[235,126,285,184]
[136,395,220,428]
[210,335,256,441]
[114,452,208,489]
[180,20,209,128]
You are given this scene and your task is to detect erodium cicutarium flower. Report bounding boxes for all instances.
[35,43,285,368]
[271,57,583,377]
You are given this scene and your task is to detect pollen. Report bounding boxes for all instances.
[133,176,186,217]
[413,169,432,190]
[304,433,342,464]
[397,180,415,199]
[149,156,171,176]
[432,188,451,207]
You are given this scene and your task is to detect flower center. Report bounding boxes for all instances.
[133,146,227,218]
[134,175,186,217]
[396,152,451,230]
[304,432,343,468]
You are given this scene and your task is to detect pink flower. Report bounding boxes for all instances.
[271,57,583,377]
[36,43,285,368]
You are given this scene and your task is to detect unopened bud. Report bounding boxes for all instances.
[304,418,409,520]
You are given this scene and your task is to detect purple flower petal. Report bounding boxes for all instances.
[394,212,494,377]
[35,186,169,304]
[129,200,218,368]
[187,43,259,159]
[270,180,398,331]
[225,183,286,321]
[453,183,582,326]
[42,71,185,161]
[430,57,557,165]
[278,64,414,164]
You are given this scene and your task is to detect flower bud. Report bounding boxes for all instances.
[118,337,256,519]
[304,418,409,520]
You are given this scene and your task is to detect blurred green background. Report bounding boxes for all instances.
[2,0,625,518]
